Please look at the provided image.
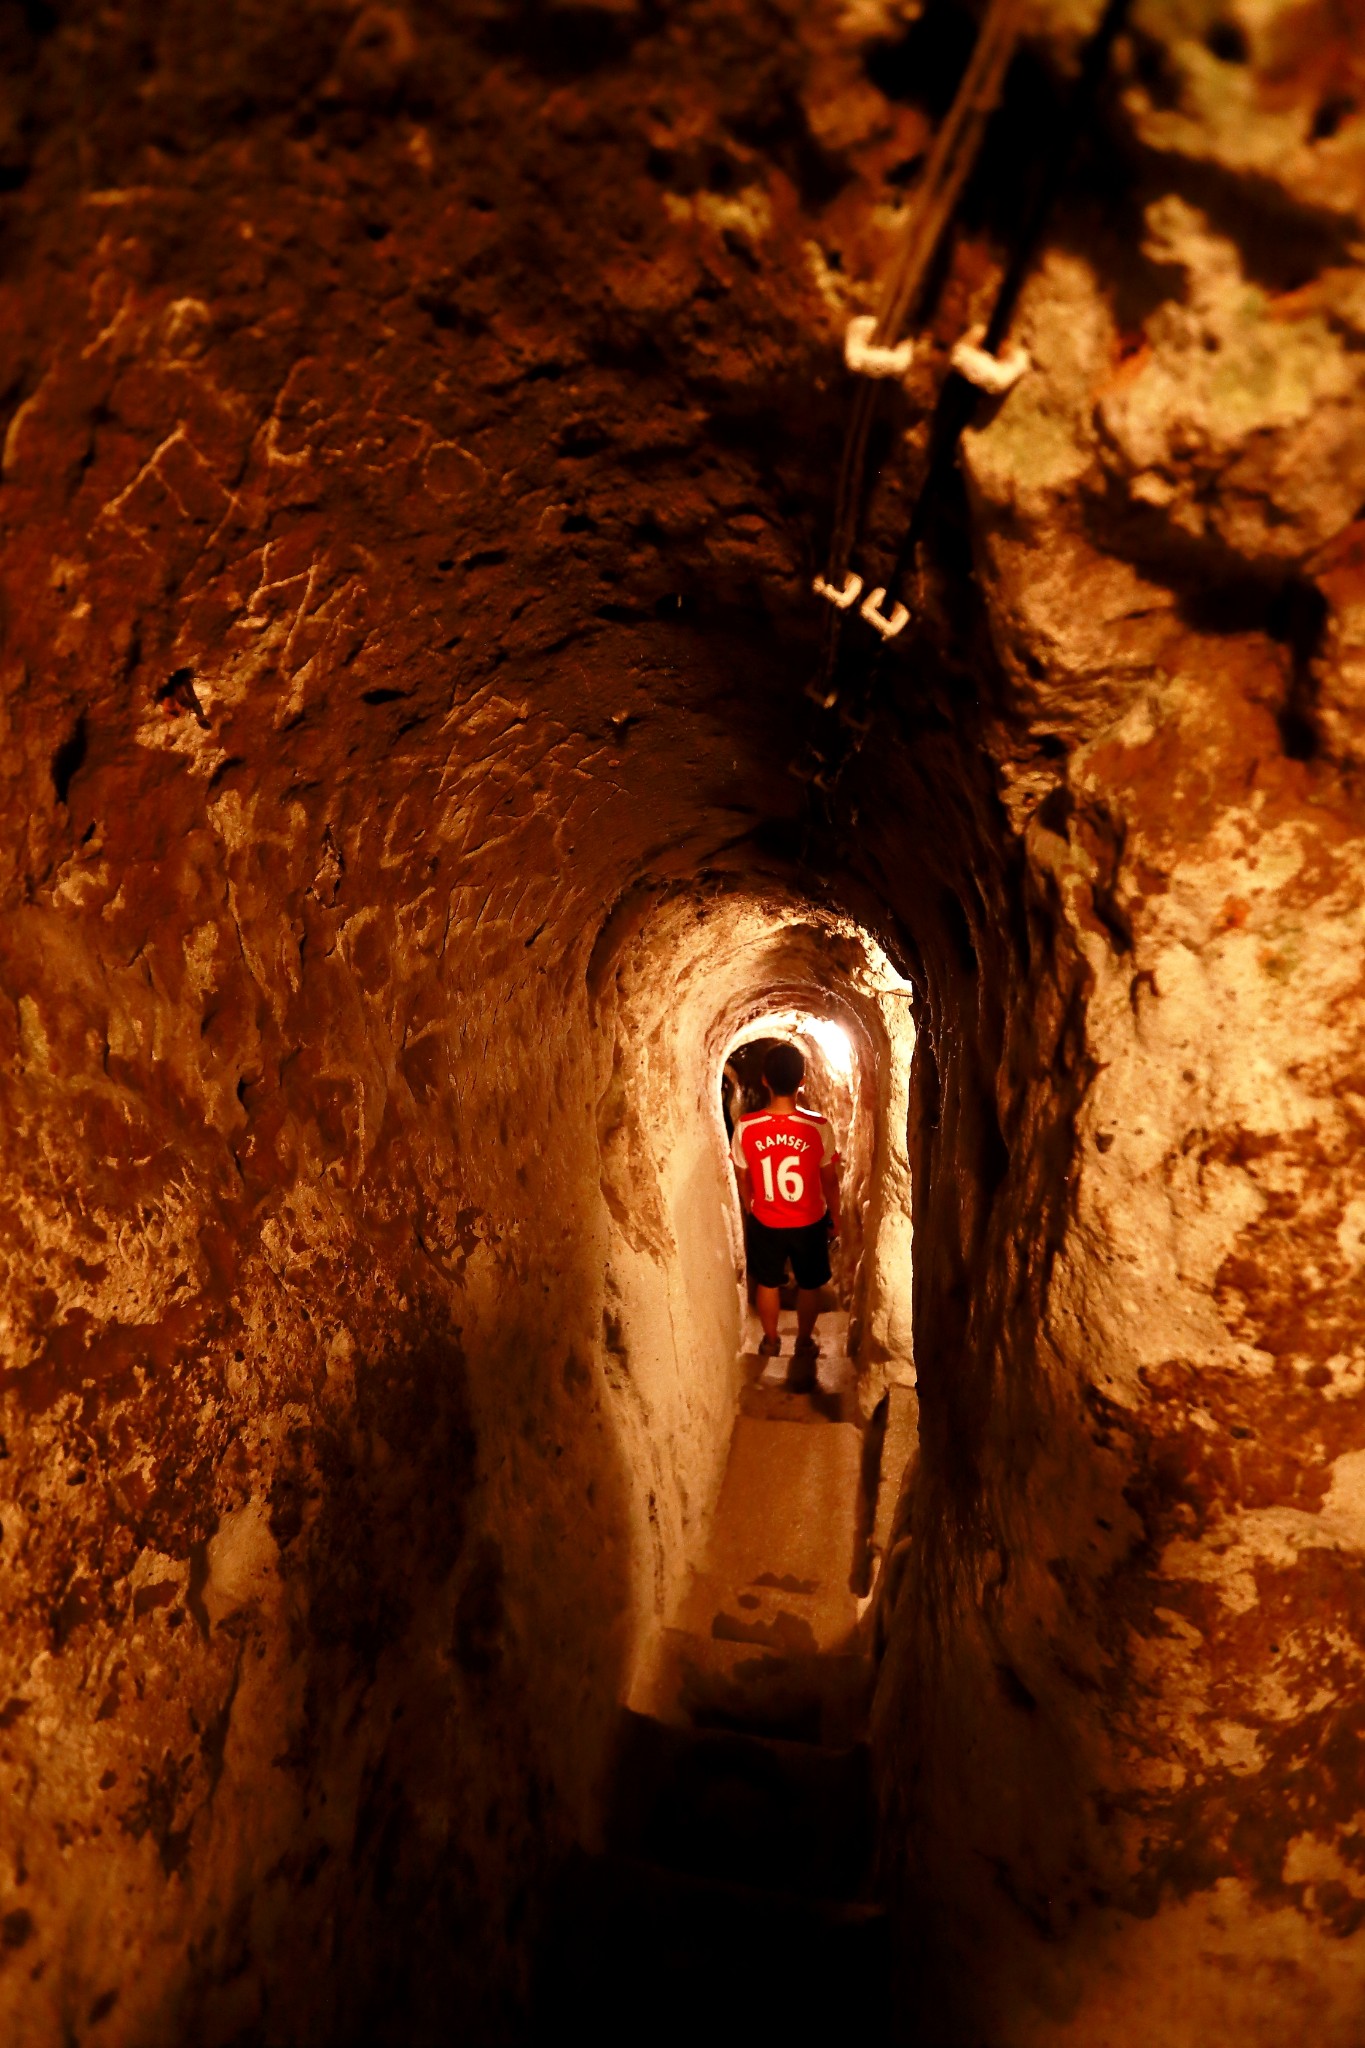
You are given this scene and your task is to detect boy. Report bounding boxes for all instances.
[729,1041,842,1387]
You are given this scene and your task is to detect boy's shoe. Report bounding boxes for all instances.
[758,1334,781,1357]
[788,1338,819,1392]
[787,1361,817,1393]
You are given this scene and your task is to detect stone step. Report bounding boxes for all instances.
[745,1305,850,1353]
[741,1346,852,1374]
[678,1562,854,1657]
[685,1411,864,1612]
[603,1707,874,1898]
[534,1847,891,2036]
[532,1304,887,2038]
[631,1627,872,1747]
[738,1376,860,1425]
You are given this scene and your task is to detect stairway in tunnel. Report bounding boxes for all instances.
[534,1305,891,2037]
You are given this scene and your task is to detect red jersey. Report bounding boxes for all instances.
[731,1108,840,1229]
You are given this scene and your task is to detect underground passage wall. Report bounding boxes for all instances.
[597,888,915,1434]
[2,0,1365,2043]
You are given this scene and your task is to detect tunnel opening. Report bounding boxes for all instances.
[528,882,921,2032]
[585,884,918,1665]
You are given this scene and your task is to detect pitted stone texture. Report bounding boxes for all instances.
[871,18,1365,2034]
[1,0,1365,2043]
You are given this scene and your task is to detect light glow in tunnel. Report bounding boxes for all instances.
[801,1015,856,1081]
[728,1008,858,1084]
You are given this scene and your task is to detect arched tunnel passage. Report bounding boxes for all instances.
[535,882,920,2032]
[587,883,917,1627]
[589,897,916,1548]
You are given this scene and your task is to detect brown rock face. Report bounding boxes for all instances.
[1,0,1364,2041]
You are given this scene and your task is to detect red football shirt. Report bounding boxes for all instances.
[731,1108,840,1229]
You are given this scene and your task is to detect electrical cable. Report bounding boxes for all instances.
[800,0,1135,824]
[814,0,1027,701]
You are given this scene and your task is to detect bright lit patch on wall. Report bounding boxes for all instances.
[803,1016,854,1080]
[727,1008,857,1086]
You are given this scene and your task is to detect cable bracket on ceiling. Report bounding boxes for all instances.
[950,324,1031,394]
[843,316,915,380]
[812,571,864,610]
[860,586,909,640]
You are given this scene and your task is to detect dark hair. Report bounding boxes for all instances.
[763,1042,805,1096]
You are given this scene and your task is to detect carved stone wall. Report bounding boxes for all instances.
[1,0,1363,2041]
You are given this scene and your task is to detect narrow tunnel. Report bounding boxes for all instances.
[3,1,1365,2044]
[518,868,923,2032]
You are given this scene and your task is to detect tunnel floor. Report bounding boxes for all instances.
[534,1305,891,2036]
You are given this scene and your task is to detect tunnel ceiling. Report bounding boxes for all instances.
[1,0,1360,935]
[3,0,1365,2043]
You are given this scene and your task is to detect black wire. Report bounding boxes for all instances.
[982,0,1134,358]
[803,0,1137,812]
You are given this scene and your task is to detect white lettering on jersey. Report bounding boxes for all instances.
[757,1155,807,1205]
[732,1110,839,1228]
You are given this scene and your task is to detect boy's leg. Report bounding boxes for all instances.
[792,1219,829,1357]
[789,1291,820,1390]
[748,1219,783,1354]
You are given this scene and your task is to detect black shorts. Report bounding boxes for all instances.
[747,1215,832,1291]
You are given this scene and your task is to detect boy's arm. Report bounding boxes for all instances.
[820,1164,842,1237]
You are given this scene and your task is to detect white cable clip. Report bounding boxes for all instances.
[860,586,909,640]
[951,324,1030,395]
[813,571,864,610]
[844,314,914,380]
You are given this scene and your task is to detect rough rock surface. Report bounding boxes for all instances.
[0,0,1363,2042]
